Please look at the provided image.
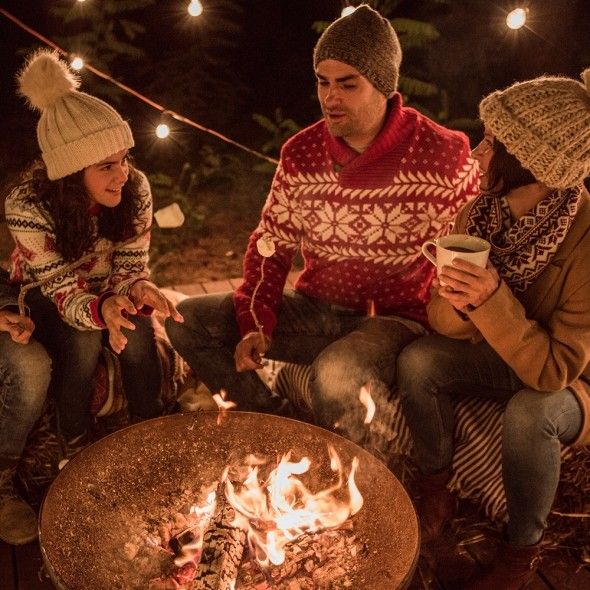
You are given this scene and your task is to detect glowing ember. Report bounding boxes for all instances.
[225,446,363,568]
[358,386,376,424]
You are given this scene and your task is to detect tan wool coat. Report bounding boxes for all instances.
[427,187,590,446]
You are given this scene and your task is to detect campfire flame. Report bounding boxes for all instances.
[359,386,376,424]
[212,390,237,424]
[224,446,363,567]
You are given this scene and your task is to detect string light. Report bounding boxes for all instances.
[341,5,356,17]
[0,6,278,165]
[70,56,84,70]
[506,7,527,29]
[155,122,171,139]
[187,0,203,17]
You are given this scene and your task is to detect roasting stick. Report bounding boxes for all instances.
[193,480,247,590]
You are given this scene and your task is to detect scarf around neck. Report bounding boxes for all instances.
[464,185,582,293]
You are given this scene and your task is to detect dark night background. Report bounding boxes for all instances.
[1,0,589,180]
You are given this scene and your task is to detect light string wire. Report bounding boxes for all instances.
[0,7,279,166]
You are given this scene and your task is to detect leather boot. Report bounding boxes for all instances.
[415,469,456,544]
[0,460,38,545]
[463,538,542,590]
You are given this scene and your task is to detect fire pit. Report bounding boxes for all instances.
[39,411,418,589]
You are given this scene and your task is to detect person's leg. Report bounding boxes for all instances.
[308,317,418,448]
[397,334,522,547]
[165,290,357,412]
[118,314,163,419]
[396,334,523,474]
[0,333,51,545]
[25,288,103,440]
[462,388,582,590]
[0,334,51,460]
[502,387,582,546]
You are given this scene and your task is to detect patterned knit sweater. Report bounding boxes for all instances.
[5,171,152,331]
[235,94,479,337]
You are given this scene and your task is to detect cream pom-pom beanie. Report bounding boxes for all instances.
[17,49,134,180]
[479,69,590,189]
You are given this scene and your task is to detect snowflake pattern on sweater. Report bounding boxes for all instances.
[235,96,479,336]
[5,171,152,330]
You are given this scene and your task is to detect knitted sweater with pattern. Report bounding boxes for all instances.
[235,94,479,337]
[5,171,152,331]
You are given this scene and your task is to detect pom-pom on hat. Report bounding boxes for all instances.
[479,69,590,189]
[17,49,134,180]
[313,4,402,97]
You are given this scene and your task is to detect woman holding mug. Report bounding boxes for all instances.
[397,69,590,589]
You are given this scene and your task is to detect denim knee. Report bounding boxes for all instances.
[166,293,236,351]
[0,338,50,418]
[397,336,450,399]
[503,388,582,449]
[309,344,370,429]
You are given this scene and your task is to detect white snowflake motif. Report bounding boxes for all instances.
[268,189,298,225]
[314,203,357,241]
[363,203,413,244]
[412,203,448,237]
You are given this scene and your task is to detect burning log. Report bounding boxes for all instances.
[193,481,247,590]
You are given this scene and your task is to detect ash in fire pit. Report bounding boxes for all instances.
[39,412,418,589]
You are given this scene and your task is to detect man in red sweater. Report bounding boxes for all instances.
[167,4,478,448]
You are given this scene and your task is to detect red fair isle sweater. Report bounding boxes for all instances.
[235,94,479,337]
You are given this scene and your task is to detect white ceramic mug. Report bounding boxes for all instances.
[421,234,491,284]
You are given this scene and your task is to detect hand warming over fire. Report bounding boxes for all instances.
[234,331,270,372]
[101,294,138,354]
[0,309,34,344]
[436,258,500,312]
[129,279,184,322]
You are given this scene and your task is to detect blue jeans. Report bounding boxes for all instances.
[0,332,50,461]
[166,290,421,446]
[397,334,583,546]
[26,287,163,440]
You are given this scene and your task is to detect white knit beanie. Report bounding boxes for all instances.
[479,69,590,189]
[17,50,134,180]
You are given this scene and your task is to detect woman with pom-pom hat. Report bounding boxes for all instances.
[4,50,184,458]
[397,69,590,588]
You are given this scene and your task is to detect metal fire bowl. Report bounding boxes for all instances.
[39,412,419,589]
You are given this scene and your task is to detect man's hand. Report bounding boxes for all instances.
[0,309,35,344]
[129,280,184,322]
[436,259,500,312]
[101,295,138,354]
[234,331,270,372]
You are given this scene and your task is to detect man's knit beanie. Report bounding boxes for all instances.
[313,4,402,97]
[479,68,590,189]
[17,49,134,180]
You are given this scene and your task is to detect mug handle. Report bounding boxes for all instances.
[421,240,437,265]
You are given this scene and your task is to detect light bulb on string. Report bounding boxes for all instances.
[156,122,171,139]
[188,0,203,17]
[341,5,356,17]
[506,8,527,29]
[70,56,84,71]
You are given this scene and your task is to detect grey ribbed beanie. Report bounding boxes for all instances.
[313,4,402,97]
[17,49,134,180]
[479,69,590,189]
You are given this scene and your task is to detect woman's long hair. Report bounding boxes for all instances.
[486,139,537,198]
[19,158,145,262]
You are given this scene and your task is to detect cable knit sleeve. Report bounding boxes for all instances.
[108,171,152,296]
[234,159,301,337]
[5,183,106,330]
